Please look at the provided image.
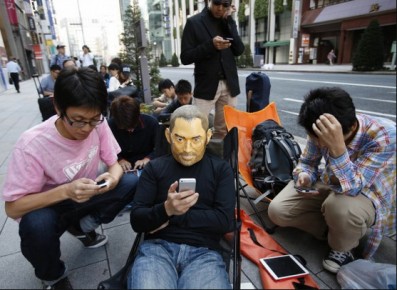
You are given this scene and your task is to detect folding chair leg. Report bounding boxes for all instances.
[239,181,274,234]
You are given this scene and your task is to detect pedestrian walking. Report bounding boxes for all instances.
[6,56,22,93]
[180,0,244,140]
[327,49,336,65]
[79,45,95,67]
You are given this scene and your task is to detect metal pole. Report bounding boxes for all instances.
[76,0,86,44]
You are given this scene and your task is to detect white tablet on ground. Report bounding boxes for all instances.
[259,254,309,281]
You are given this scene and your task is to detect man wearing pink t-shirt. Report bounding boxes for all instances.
[1,68,137,289]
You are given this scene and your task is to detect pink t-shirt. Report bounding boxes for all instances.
[2,115,120,202]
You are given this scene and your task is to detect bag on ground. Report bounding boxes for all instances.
[337,259,396,289]
[246,72,271,112]
[249,119,301,198]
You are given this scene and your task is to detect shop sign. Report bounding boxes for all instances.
[301,34,310,47]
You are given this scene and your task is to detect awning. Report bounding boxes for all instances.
[263,40,290,47]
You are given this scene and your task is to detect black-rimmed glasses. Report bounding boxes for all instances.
[64,114,104,128]
[212,0,230,7]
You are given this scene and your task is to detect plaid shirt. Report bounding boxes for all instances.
[294,114,396,258]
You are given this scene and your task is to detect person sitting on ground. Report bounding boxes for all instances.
[157,79,193,122]
[152,79,176,114]
[108,96,159,172]
[1,67,138,289]
[120,64,134,87]
[268,87,396,274]
[40,64,61,97]
[128,105,235,289]
[107,63,121,92]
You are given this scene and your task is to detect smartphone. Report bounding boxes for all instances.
[224,37,233,41]
[294,186,319,194]
[179,178,196,192]
[96,180,109,188]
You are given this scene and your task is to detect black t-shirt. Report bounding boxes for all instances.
[130,153,235,250]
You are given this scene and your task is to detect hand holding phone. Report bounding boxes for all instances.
[96,180,109,188]
[294,186,319,194]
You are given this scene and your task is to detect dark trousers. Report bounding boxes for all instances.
[10,72,20,92]
[18,173,138,281]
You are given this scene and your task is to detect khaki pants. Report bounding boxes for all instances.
[193,80,237,139]
[268,180,375,252]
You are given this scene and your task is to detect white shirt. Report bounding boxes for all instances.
[107,76,121,92]
[6,61,21,73]
[79,53,94,67]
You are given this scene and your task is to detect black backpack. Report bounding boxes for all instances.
[249,119,302,198]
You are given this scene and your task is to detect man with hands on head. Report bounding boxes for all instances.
[128,105,235,289]
[1,67,137,289]
[268,87,396,274]
[181,0,244,139]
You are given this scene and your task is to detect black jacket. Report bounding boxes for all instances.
[180,7,244,100]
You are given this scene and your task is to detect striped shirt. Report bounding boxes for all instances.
[294,114,396,258]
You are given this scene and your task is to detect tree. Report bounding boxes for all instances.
[352,19,384,71]
[120,1,162,97]
[171,53,179,67]
[243,44,253,67]
[254,0,268,19]
[120,2,142,89]
[238,0,247,24]
[159,53,168,67]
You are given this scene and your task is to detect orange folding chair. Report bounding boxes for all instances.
[224,102,281,232]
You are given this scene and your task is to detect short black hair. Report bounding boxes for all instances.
[298,87,356,136]
[50,64,61,71]
[175,79,192,95]
[53,67,107,118]
[108,63,120,71]
[158,79,174,92]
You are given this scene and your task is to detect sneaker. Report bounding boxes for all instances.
[77,231,108,248]
[322,250,354,273]
[43,277,73,290]
[67,225,108,248]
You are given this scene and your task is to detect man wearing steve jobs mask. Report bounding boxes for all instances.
[128,105,235,289]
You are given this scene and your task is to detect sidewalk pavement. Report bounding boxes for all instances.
[0,77,395,289]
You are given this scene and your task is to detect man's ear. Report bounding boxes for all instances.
[206,129,212,144]
[165,127,171,144]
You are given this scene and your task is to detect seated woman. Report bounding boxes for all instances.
[108,96,159,172]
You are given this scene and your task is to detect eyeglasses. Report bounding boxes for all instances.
[212,0,230,7]
[64,114,104,128]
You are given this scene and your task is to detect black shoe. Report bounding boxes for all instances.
[43,277,73,290]
[67,225,108,248]
[322,250,354,273]
[17,90,20,93]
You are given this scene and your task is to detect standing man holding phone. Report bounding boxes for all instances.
[180,0,244,140]
[128,105,235,289]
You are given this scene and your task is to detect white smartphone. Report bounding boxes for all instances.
[97,180,109,188]
[179,178,196,192]
[294,186,319,194]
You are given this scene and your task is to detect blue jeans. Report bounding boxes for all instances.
[127,239,231,289]
[19,173,138,281]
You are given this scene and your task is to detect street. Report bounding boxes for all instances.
[159,67,396,138]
